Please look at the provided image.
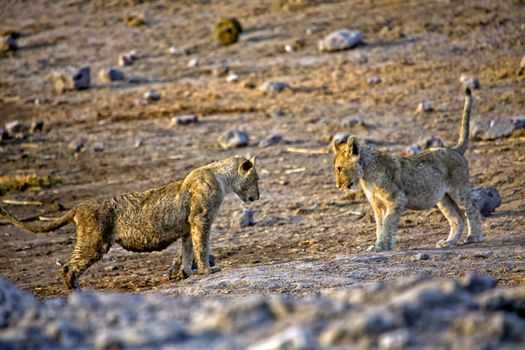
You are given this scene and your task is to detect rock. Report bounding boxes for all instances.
[367,76,382,85]
[187,58,199,68]
[248,326,315,350]
[171,115,199,126]
[226,73,239,82]
[473,116,525,140]
[218,129,249,149]
[459,74,480,89]
[144,90,160,101]
[118,54,133,67]
[214,18,243,45]
[478,287,525,316]
[230,209,255,230]
[197,296,275,333]
[408,135,444,154]
[378,329,411,350]
[0,278,40,328]
[470,187,502,216]
[259,80,290,94]
[413,253,430,261]
[50,66,91,93]
[30,120,45,134]
[318,29,363,52]
[460,273,496,294]
[98,68,125,83]
[1,34,17,55]
[5,120,23,137]
[124,15,146,27]
[128,50,139,60]
[168,46,189,55]
[332,132,349,144]
[212,64,230,77]
[259,133,282,147]
[416,101,433,113]
[0,128,8,141]
[68,138,85,153]
[92,142,105,153]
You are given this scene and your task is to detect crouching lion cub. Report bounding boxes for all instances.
[333,88,482,251]
[0,156,260,289]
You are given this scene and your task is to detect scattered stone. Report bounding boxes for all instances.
[318,29,363,52]
[104,265,118,272]
[284,44,294,53]
[218,129,249,149]
[273,109,286,117]
[50,67,91,93]
[68,138,85,153]
[459,74,480,89]
[473,116,525,140]
[5,121,23,137]
[0,128,8,141]
[98,68,125,83]
[378,329,411,350]
[259,80,291,94]
[332,132,349,144]
[460,273,496,294]
[214,18,243,45]
[416,101,433,113]
[259,133,282,147]
[230,209,255,230]
[226,73,239,82]
[413,253,430,261]
[187,58,199,68]
[118,51,138,67]
[92,142,105,153]
[134,138,144,148]
[168,46,189,56]
[248,326,315,350]
[29,120,45,134]
[144,90,160,101]
[171,115,199,126]
[407,135,445,154]
[212,64,230,77]
[367,76,382,85]
[470,187,502,216]
[1,34,17,55]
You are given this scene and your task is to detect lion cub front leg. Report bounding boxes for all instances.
[190,212,221,276]
[368,196,406,252]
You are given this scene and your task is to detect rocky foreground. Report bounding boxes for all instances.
[1,274,524,350]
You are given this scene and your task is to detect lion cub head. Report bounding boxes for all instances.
[332,136,364,190]
[234,157,260,204]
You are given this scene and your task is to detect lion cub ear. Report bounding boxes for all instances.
[347,136,359,156]
[239,159,253,173]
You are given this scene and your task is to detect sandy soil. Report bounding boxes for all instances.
[0,0,524,300]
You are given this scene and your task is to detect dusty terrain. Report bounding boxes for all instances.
[1,0,524,301]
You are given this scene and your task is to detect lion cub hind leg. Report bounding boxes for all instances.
[447,188,483,244]
[436,194,465,248]
[168,237,195,280]
[63,225,111,289]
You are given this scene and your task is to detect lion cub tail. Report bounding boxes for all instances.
[453,88,473,155]
[0,206,75,233]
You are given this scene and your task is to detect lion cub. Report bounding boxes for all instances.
[0,156,260,289]
[333,89,482,251]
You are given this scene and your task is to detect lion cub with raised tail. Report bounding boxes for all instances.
[333,88,482,251]
[0,156,260,289]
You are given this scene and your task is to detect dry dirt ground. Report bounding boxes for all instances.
[0,0,524,300]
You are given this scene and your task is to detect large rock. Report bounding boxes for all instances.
[473,116,525,140]
[0,34,17,55]
[50,67,91,93]
[318,29,363,52]
[98,68,125,83]
[470,187,502,216]
[218,129,249,149]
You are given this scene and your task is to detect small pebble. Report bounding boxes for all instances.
[259,80,290,94]
[171,115,199,126]
[367,76,382,85]
[187,58,199,68]
[226,73,239,82]
[144,90,160,101]
[416,101,433,113]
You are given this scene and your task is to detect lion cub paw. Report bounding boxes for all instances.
[436,239,457,248]
[464,235,483,244]
[197,266,221,275]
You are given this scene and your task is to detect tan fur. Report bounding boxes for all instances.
[332,89,482,251]
[0,156,260,289]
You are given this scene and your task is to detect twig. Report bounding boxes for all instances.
[2,199,43,206]
[285,147,329,155]
[284,167,306,174]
